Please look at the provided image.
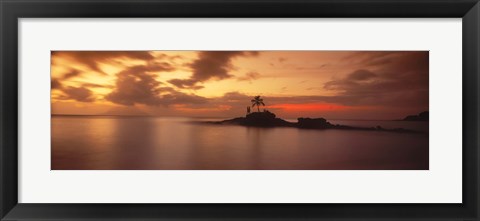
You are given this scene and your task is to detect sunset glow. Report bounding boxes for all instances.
[267,103,362,111]
[51,51,428,120]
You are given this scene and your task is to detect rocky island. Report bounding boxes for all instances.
[212,111,420,134]
[208,96,424,134]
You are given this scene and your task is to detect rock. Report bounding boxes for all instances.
[297,118,333,129]
[220,111,293,127]
[403,111,429,121]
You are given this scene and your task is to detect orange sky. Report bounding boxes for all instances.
[51,51,428,120]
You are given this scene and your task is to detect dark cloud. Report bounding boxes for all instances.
[51,69,85,91]
[189,51,246,80]
[168,51,259,88]
[168,79,197,89]
[237,71,261,82]
[51,75,95,102]
[51,69,84,89]
[62,86,95,102]
[62,69,82,79]
[105,64,171,106]
[81,83,113,89]
[106,63,206,106]
[52,77,96,102]
[51,51,155,73]
[347,69,377,81]
[324,51,429,107]
[51,79,62,89]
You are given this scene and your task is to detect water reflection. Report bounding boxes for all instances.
[52,116,428,170]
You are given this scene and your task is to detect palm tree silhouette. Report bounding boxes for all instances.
[251,95,265,112]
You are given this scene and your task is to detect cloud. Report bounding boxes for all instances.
[168,51,259,88]
[237,71,261,82]
[161,89,208,105]
[81,83,113,88]
[105,64,171,106]
[164,91,250,115]
[51,69,85,91]
[106,63,207,106]
[61,69,82,79]
[51,51,155,73]
[51,67,116,102]
[51,77,96,102]
[51,79,62,89]
[168,78,197,89]
[62,86,95,102]
[324,51,429,107]
[220,91,250,102]
[51,69,83,90]
[347,69,377,81]
[323,69,377,91]
[189,51,243,80]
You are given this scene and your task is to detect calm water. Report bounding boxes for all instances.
[52,116,429,170]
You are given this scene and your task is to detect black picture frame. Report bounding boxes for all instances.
[1,0,479,220]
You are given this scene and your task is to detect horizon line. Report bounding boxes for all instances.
[50,113,410,121]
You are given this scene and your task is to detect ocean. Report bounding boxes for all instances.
[52,115,428,170]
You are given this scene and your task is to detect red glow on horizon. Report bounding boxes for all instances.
[267,103,355,112]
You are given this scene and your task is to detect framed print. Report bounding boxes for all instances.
[1,0,479,220]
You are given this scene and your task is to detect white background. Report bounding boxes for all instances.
[19,19,462,203]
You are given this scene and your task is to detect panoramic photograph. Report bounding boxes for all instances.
[51,51,429,170]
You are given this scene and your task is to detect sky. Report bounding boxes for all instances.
[51,51,428,120]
